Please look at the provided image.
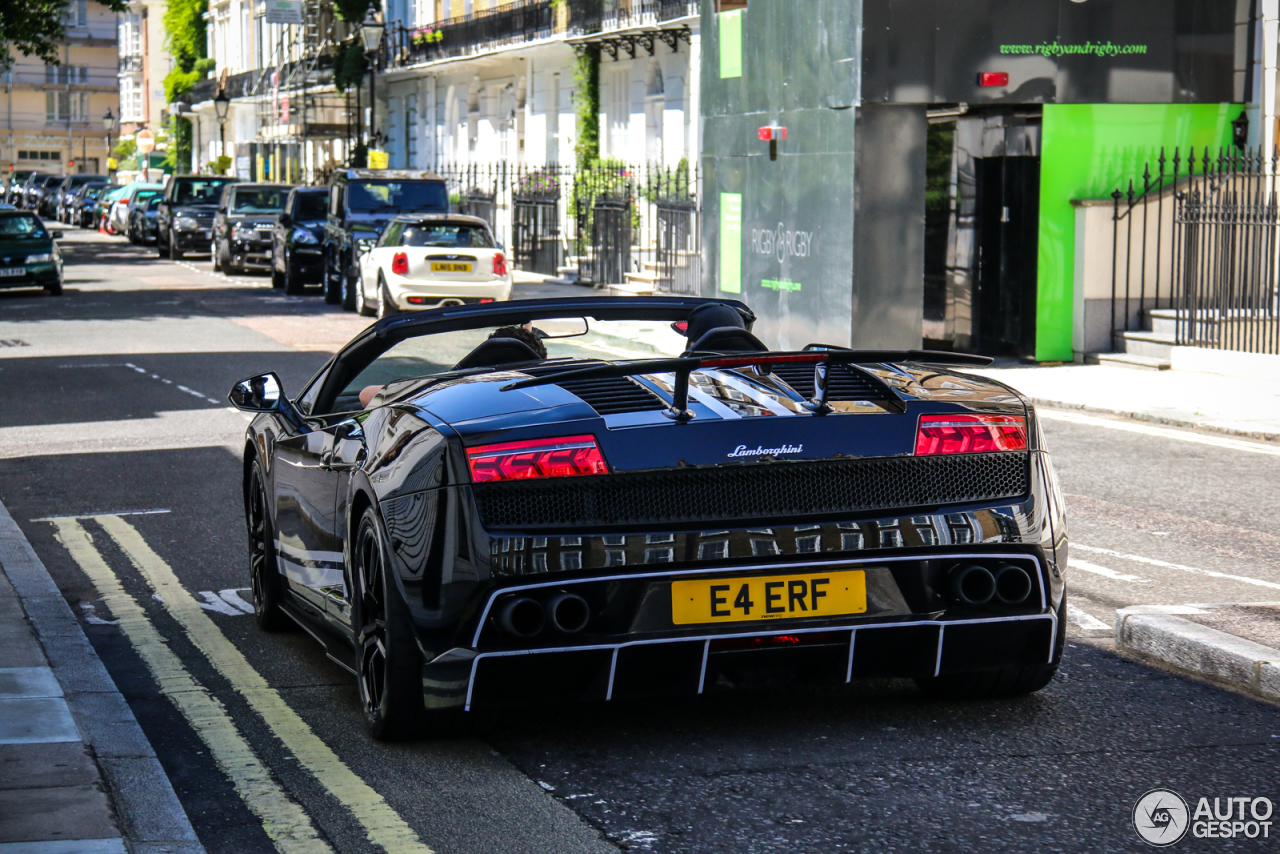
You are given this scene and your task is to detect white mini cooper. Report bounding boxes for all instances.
[357,214,513,318]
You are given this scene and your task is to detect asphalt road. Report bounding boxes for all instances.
[1,231,1278,853]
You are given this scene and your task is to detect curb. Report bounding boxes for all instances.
[1115,608,1280,703]
[0,499,205,854]
[1028,397,1280,445]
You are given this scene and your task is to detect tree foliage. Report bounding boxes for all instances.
[573,46,600,169]
[333,0,374,22]
[333,42,368,93]
[1,0,129,69]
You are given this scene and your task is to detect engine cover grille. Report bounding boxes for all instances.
[474,452,1030,530]
[767,363,891,401]
[558,375,667,415]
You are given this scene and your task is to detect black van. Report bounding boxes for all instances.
[322,169,449,310]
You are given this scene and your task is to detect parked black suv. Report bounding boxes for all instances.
[156,175,238,260]
[271,187,329,294]
[213,183,291,275]
[323,169,449,310]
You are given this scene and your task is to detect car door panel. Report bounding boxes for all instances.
[271,427,345,615]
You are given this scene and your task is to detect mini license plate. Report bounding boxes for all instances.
[671,570,866,625]
[430,261,472,273]
[0,267,26,277]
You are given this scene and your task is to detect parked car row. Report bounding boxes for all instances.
[2,167,514,315]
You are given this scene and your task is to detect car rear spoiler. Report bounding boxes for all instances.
[501,349,993,420]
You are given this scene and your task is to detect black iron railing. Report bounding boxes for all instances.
[433,161,699,290]
[1110,147,1280,356]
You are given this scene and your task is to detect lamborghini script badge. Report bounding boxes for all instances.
[728,444,803,459]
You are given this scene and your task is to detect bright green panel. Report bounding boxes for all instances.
[1036,103,1237,361]
[718,10,743,79]
[720,192,743,293]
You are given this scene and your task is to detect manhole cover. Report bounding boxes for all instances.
[0,340,30,347]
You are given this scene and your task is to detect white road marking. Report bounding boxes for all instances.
[1069,559,1151,583]
[1040,409,1280,456]
[34,509,171,521]
[219,588,255,614]
[1074,543,1280,591]
[197,591,246,616]
[1067,605,1111,632]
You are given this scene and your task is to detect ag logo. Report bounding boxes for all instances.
[1134,789,1190,846]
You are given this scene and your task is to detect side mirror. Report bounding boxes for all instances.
[50,230,63,239]
[229,372,284,412]
[229,372,310,432]
[278,212,291,227]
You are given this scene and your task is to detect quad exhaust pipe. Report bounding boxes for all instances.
[496,597,545,638]
[495,592,592,638]
[948,563,1034,606]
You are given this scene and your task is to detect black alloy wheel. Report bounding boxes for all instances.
[323,252,342,304]
[377,273,398,319]
[247,460,289,632]
[283,256,306,296]
[353,507,426,740]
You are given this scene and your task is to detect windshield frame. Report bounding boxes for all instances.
[229,186,289,215]
[0,214,49,238]
[345,180,448,213]
[173,178,235,206]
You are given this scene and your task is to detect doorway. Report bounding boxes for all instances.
[923,108,1041,359]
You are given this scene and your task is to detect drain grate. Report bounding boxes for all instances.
[0,340,29,348]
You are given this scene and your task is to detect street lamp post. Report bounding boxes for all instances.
[214,90,231,173]
[102,108,114,176]
[360,14,385,154]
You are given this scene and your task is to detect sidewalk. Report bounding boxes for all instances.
[972,362,1280,442]
[0,501,202,853]
[1116,605,1280,706]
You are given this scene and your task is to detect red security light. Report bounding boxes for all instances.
[757,126,788,141]
[977,72,1010,87]
[467,435,610,483]
[915,414,1027,456]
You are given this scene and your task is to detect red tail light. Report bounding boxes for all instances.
[391,252,409,275]
[492,252,507,277]
[467,435,609,483]
[915,414,1027,456]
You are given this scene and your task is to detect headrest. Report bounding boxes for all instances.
[683,326,769,355]
[452,337,544,370]
[683,304,747,342]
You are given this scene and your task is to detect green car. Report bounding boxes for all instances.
[0,210,63,295]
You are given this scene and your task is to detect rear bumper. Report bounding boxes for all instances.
[420,548,1060,712]
[428,613,1058,712]
[385,274,512,309]
[0,267,59,289]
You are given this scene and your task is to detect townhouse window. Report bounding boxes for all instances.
[64,0,88,28]
[406,100,418,168]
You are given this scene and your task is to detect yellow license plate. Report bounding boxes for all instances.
[671,570,866,625]
[430,262,472,273]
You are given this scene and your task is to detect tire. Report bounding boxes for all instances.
[157,235,167,258]
[323,253,341,305]
[169,238,184,261]
[284,260,306,296]
[272,266,285,289]
[340,257,359,312]
[914,594,1066,700]
[352,506,426,740]
[246,460,290,632]
[44,279,63,296]
[376,274,399,319]
[212,240,222,272]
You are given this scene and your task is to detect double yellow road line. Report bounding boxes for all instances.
[52,515,434,854]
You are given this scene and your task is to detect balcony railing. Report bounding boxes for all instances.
[385,0,697,69]
[118,55,143,72]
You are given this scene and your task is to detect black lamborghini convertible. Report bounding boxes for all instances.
[230,297,1067,739]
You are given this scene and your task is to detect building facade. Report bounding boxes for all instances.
[115,0,171,138]
[3,1,121,176]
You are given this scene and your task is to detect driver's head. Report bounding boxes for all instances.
[683,303,746,344]
[489,325,547,359]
